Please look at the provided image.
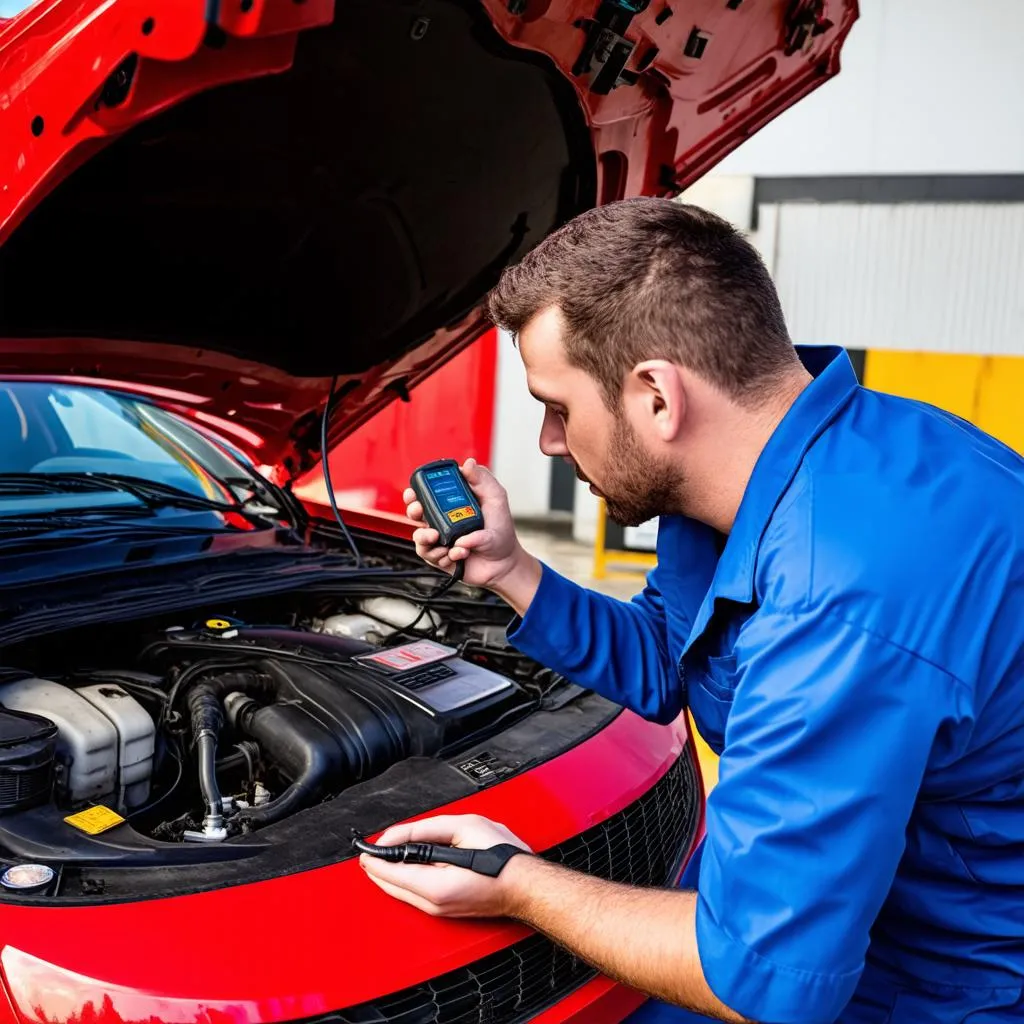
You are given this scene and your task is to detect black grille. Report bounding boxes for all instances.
[335,751,700,1024]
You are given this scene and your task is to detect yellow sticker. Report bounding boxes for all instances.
[205,618,231,630]
[65,806,125,836]
[446,506,476,523]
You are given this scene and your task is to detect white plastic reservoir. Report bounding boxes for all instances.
[0,678,155,810]
[0,677,118,805]
[77,684,155,809]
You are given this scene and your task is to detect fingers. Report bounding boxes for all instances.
[360,863,444,916]
[375,816,466,846]
[412,527,440,548]
[410,528,459,574]
[450,529,487,553]
[361,855,445,887]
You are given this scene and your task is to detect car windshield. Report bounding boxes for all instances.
[0,381,277,520]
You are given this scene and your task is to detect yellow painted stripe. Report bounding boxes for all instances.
[688,712,719,791]
[864,350,1024,453]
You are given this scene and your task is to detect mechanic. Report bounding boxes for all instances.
[360,198,1024,1024]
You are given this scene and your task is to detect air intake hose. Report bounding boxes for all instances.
[181,660,411,833]
[184,669,273,837]
[228,696,345,830]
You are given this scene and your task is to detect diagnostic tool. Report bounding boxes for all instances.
[411,459,484,548]
[352,834,525,877]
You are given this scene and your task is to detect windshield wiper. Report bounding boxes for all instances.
[0,472,273,515]
[0,523,238,553]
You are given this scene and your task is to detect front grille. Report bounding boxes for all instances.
[335,750,700,1024]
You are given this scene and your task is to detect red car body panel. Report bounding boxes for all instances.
[0,711,697,1024]
[0,0,858,475]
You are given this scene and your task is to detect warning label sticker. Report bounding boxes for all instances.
[65,805,125,835]
[446,505,476,524]
[356,640,455,673]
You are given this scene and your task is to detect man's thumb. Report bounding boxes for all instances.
[461,459,505,502]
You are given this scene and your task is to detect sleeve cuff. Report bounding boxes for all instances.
[695,892,862,1024]
[506,562,584,666]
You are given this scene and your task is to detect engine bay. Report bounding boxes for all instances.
[0,562,596,897]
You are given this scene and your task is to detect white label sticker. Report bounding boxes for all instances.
[357,640,455,673]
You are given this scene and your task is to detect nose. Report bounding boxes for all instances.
[539,408,568,457]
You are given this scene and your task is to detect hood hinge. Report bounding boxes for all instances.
[573,0,651,95]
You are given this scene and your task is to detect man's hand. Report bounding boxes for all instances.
[359,814,533,918]
[403,459,542,615]
[360,812,748,1023]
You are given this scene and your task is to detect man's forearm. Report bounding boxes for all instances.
[501,855,747,1024]
[488,549,543,617]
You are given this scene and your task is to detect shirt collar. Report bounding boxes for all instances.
[682,345,859,650]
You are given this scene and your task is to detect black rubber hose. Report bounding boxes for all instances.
[188,685,227,828]
[196,732,222,824]
[233,700,345,830]
[185,672,270,830]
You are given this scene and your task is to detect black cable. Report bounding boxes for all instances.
[351,835,525,876]
[321,374,363,567]
[399,561,465,635]
[433,559,464,597]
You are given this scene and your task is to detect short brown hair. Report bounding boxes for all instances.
[486,198,799,406]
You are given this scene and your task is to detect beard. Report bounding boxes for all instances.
[577,416,684,528]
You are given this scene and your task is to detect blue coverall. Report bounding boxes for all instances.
[508,347,1024,1023]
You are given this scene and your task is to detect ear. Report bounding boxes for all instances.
[626,360,685,441]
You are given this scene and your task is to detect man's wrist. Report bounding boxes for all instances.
[489,550,543,617]
[497,850,545,920]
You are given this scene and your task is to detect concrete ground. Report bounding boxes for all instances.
[516,522,643,600]
[514,518,720,790]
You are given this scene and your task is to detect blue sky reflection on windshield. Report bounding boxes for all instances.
[0,382,246,515]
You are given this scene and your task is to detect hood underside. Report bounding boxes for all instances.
[0,0,857,475]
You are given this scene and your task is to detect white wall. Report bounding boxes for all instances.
[765,201,1024,354]
[714,0,1024,176]
[501,0,1024,543]
[490,329,552,517]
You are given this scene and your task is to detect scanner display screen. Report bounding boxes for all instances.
[425,467,477,524]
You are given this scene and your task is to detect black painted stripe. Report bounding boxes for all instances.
[755,175,1024,207]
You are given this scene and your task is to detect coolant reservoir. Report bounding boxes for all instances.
[0,678,118,805]
[77,685,155,809]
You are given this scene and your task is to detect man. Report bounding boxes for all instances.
[359,198,1024,1023]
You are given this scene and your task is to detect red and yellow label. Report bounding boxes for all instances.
[447,505,476,524]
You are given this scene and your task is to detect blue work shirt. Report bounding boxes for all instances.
[509,346,1024,1023]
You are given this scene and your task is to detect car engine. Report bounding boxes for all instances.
[0,582,553,850]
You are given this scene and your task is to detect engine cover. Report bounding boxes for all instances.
[143,626,532,758]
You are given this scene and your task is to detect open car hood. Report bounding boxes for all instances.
[0,0,856,479]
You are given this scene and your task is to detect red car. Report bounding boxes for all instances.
[0,2,856,1023]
